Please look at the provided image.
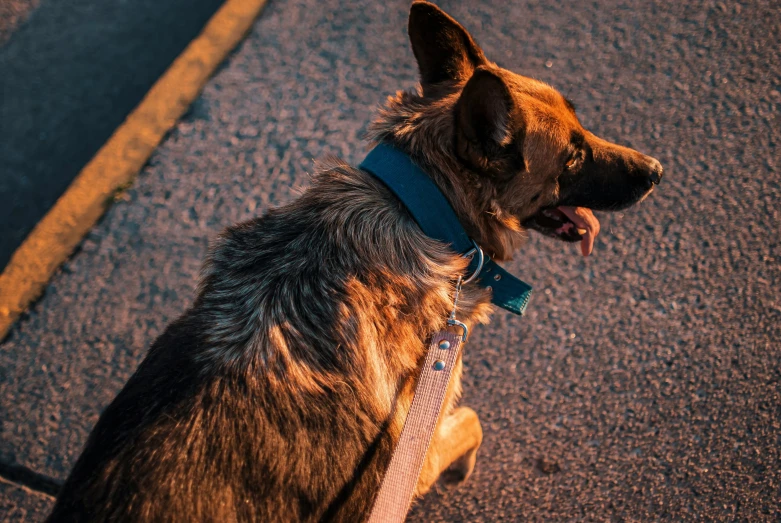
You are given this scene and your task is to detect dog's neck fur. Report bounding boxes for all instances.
[368,85,526,261]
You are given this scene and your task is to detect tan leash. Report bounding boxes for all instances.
[368,277,469,523]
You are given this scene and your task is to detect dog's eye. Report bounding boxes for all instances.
[564,150,583,171]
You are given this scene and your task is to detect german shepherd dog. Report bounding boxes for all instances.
[48,2,663,521]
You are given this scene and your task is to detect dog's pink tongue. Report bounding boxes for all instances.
[558,206,601,256]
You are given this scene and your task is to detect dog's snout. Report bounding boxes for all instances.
[647,157,664,185]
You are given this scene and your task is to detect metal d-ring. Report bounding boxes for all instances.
[461,241,484,285]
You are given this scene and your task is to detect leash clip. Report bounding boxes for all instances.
[447,275,469,342]
[445,242,483,342]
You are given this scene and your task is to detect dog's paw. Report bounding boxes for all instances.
[439,449,477,487]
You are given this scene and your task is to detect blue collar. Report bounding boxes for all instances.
[359,143,532,316]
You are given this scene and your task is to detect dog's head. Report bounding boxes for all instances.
[371,1,663,260]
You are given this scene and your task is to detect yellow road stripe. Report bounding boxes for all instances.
[0,0,268,340]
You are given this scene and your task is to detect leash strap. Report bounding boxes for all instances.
[367,330,464,523]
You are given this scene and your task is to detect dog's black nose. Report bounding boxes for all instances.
[648,157,664,185]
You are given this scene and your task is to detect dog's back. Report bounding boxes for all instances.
[47,163,458,522]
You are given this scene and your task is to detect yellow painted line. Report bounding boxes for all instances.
[0,0,268,340]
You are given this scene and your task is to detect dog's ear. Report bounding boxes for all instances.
[408,2,486,92]
[455,67,520,172]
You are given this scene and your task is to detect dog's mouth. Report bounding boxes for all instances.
[523,206,601,256]
[524,207,583,242]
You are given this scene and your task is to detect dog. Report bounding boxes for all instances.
[47,2,663,521]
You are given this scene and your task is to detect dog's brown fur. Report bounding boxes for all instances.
[47,3,662,522]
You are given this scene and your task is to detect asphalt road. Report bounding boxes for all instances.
[1,0,780,521]
[0,0,224,269]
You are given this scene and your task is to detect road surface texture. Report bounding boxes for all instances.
[1,0,779,521]
[0,0,224,268]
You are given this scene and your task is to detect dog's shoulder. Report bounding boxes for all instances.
[194,157,461,360]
